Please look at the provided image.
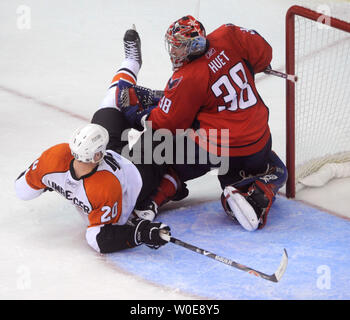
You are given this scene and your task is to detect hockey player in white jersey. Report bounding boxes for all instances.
[14,26,176,253]
[15,123,171,253]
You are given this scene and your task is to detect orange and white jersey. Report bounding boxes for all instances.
[15,143,143,248]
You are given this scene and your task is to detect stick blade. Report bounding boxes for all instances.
[271,249,288,282]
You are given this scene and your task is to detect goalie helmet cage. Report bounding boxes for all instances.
[285,5,350,198]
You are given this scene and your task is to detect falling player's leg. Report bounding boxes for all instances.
[104,25,142,105]
[90,26,179,222]
[92,26,143,151]
[133,165,189,221]
[132,134,192,221]
[111,24,142,89]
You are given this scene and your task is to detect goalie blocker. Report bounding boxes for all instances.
[221,151,287,231]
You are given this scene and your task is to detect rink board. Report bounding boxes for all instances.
[106,196,350,299]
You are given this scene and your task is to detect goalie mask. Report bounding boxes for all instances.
[69,124,109,163]
[165,15,207,70]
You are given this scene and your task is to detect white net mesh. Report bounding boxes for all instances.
[294,13,350,187]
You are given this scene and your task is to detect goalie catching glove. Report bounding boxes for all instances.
[116,79,163,131]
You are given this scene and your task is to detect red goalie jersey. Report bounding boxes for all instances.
[149,24,272,157]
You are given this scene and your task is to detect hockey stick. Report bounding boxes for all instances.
[160,233,288,283]
[264,68,298,82]
[136,68,296,103]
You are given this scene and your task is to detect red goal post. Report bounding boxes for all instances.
[285,5,350,198]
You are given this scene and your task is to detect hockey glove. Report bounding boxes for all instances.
[116,79,163,109]
[116,79,158,131]
[133,218,171,249]
[133,85,164,107]
[116,79,141,108]
[122,104,157,131]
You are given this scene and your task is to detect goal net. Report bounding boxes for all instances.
[285,5,350,197]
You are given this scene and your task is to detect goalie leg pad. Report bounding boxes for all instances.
[221,151,287,230]
[221,186,259,231]
[245,181,275,229]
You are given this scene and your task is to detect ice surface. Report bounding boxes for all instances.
[109,197,350,299]
[1,0,349,300]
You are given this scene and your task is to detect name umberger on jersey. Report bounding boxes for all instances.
[15,143,142,252]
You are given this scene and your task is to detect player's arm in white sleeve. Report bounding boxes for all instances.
[14,169,45,201]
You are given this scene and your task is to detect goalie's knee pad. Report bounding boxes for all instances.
[262,151,288,192]
[249,153,287,228]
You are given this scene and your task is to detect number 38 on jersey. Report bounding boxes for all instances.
[211,62,257,112]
